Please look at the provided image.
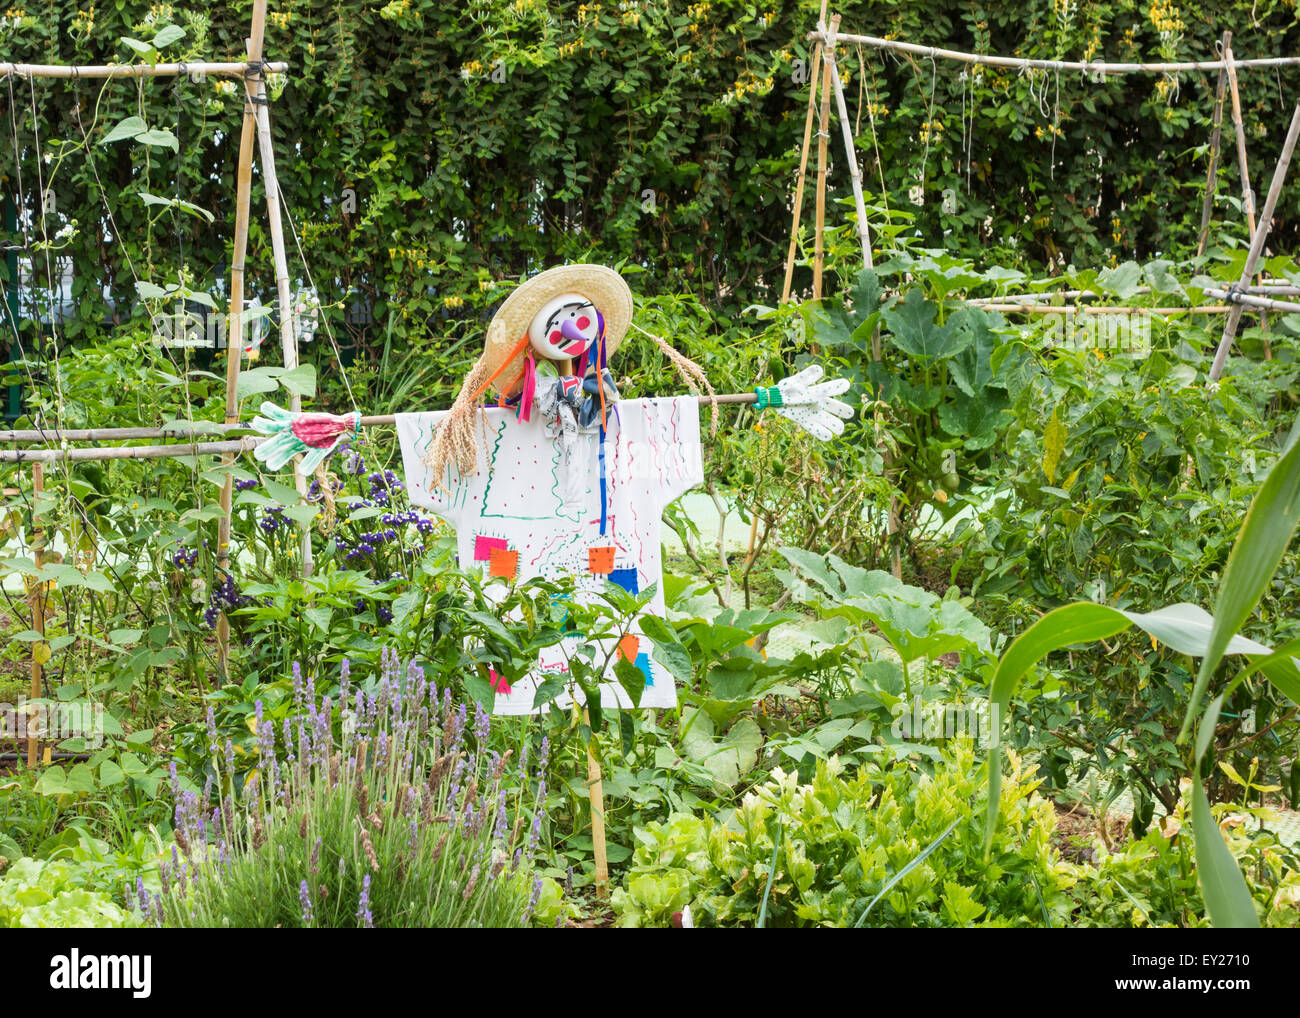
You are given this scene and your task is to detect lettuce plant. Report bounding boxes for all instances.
[613,741,1077,928]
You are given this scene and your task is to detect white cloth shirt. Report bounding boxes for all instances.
[396,396,703,714]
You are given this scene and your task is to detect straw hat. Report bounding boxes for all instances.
[481,264,633,396]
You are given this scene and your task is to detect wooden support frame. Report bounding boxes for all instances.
[1209,100,1300,383]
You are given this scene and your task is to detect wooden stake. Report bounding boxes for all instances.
[219,0,268,675]
[779,41,822,304]
[251,54,314,577]
[27,461,44,768]
[1196,31,1231,257]
[584,708,609,897]
[1224,41,1271,348]
[1209,101,1300,383]
[824,16,872,272]
[813,30,832,301]
[1225,42,1258,240]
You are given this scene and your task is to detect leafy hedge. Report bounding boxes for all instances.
[4,1,1298,381]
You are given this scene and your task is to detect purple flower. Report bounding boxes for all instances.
[136,877,149,914]
[523,877,543,923]
[205,706,219,757]
[299,880,314,925]
[356,874,373,928]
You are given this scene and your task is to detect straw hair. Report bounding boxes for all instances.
[482,264,633,397]
[629,321,719,436]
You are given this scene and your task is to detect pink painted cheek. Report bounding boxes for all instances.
[549,329,562,345]
[576,315,591,330]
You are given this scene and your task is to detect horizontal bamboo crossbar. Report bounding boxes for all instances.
[0,394,758,457]
[814,31,1300,74]
[971,283,1300,305]
[979,304,1231,315]
[1,61,289,79]
[1204,287,1300,314]
[0,425,251,442]
[0,437,263,464]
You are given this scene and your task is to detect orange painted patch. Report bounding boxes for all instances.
[489,547,519,579]
[618,634,640,663]
[588,546,616,574]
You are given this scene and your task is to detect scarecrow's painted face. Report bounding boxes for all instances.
[528,292,600,361]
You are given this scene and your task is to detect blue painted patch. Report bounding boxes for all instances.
[608,567,639,594]
[634,651,653,686]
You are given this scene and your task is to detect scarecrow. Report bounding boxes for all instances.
[253,264,853,714]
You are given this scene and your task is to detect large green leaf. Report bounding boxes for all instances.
[984,600,1300,851]
[1180,432,1300,741]
[1190,776,1259,928]
[881,288,971,361]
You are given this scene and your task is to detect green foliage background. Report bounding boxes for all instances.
[3,0,1299,400]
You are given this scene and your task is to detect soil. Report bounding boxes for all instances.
[1051,803,1130,864]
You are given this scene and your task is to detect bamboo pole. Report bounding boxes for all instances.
[808,31,1300,74]
[0,425,248,442]
[0,60,288,79]
[779,40,822,304]
[1225,41,1258,240]
[219,0,268,675]
[813,27,832,301]
[1196,31,1232,257]
[27,461,44,768]
[0,437,263,465]
[1205,287,1300,314]
[250,53,314,577]
[1224,40,1270,349]
[584,708,609,898]
[823,16,873,272]
[979,304,1231,315]
[0,394,773,454]
[970,283,1300,305]
[1209,100,1300,384]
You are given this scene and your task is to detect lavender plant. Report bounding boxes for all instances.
[152,650,550,928]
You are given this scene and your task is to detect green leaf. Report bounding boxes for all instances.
[282,504,320,529]
[882,288,971,361]
[304,606,332,632]
[1190,775,1259,928]
[855,818,961,927]
[151,24,186,48]
[532,674,566,711]
[262,479,303,506]
[98,760,125,787]
[637,616,692,683]
[119,37,155,56]
[236,367,282,400]
[101,115,148,145]
[135,129,179,152]
[279,364,317,398]
[614,655,645,708]
[390,588,422,627]
[134,280,170,300]
[1097,260,1143,298]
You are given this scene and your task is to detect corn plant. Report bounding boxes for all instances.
[984,424,1300,927]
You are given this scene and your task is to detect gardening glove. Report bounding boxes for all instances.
[251,401,361,475]
[754,364,854,441]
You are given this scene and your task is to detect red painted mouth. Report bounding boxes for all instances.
[562,340,587,356]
